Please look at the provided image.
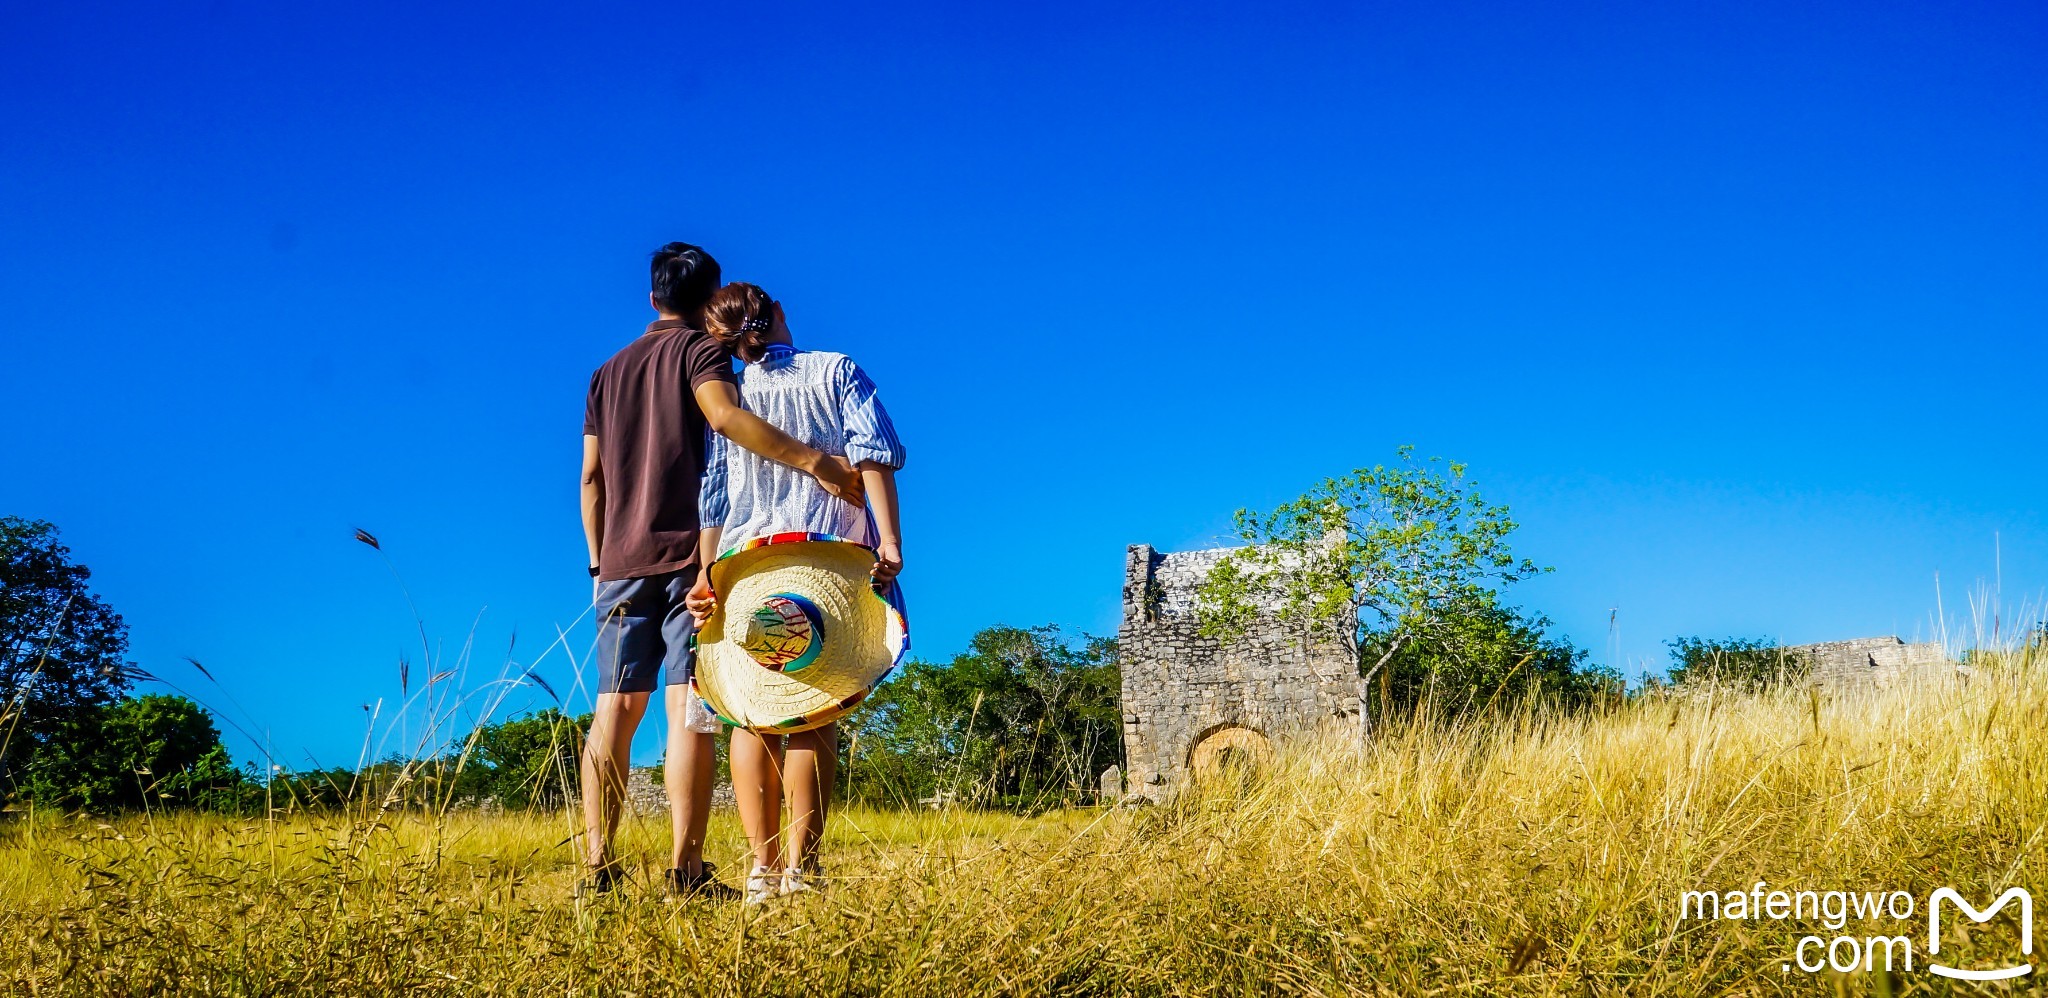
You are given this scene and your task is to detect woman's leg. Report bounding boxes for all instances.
[729,728,785,872]
[782,722,837,872]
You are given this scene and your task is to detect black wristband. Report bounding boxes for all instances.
[588,564,601,578]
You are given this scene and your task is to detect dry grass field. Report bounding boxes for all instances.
[1,640,2040,996]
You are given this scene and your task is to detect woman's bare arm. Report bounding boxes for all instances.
[694,381,865,506]
[861,462,902,582]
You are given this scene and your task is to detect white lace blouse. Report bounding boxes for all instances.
[698,344,905,552]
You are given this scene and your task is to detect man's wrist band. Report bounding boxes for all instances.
[588,565,600,578]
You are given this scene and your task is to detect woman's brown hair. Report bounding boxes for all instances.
[702,282,776,363]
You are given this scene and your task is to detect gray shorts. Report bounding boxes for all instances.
[594,571,722,733]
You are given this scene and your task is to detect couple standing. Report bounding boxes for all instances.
[578,242,905,901]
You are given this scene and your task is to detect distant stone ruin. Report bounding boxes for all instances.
[1787,636,1950,692]
[1110,543,1962,801]
[1114,543,1357,800]
[582,768,735,813]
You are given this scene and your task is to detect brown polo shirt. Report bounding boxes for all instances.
[583,319,736,582]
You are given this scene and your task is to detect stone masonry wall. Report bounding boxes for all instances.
[562,768,736,814]
[1117,544,1358,799]
[1789,637,1949,693]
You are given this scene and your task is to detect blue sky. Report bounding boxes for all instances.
[4,1,2042,769]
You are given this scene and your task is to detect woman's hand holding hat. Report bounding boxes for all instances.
[686,570,718,625]
[871,540,903,584]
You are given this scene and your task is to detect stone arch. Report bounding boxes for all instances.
[1187,723,1271,777]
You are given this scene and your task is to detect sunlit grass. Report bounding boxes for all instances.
[2,638,2040,996]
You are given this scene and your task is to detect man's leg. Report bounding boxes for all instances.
[783,722,836,872]
[582,575,660,882]
[580,689,650,871]
[663,686,718,874]
[657,571,725,881]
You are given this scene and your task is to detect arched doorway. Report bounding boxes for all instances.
[1188,725,1270,777]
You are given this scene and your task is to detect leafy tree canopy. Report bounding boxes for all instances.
[2,517,132,783]
[845,625,1119,810]
[21,694,244,811]
[1196,449,1544,679]
[1664,636,1810,692]
[446,708,587,809]
[1364,599,1619,716]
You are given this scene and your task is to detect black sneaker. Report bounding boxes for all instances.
[666,862,742,902]
[574,864,624,900]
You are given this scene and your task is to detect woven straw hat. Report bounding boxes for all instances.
[692,533,908,732]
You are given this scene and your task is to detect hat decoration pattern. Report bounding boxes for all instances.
[741,593,825,672]
[690,531,907,733]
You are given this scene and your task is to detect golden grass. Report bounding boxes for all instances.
[2,643,2040,996]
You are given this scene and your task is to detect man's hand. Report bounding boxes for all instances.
[685,570,718,625]
[807,454,866,507]
[871,540,903,585]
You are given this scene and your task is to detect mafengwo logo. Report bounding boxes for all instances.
[1677,883,2032,978]
[1928,887,2032,981]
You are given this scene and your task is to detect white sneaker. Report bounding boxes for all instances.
[743,866,780,906]
[779,866,821,896]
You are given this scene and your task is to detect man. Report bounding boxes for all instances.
[578,242,863,899]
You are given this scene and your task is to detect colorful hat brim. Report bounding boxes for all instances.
[691,533,907,733]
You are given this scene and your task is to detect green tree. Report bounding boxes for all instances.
[844,625,1119,809]
[1664,637,1809,692]
[1195,449,1549,711]
[263,765,360,812]
[22,694,247,811]
[1,517,133,791]
[448,709,587,808]
[1364,600,1620,716]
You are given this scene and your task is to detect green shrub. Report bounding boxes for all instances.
[19,694,247,812]
[1664,636,1810,692]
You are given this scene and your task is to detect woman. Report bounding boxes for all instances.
[687,281,905,904]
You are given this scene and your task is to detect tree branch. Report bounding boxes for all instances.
[1359,631,1408,687]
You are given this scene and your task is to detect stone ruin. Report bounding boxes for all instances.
[1113,543,1358,801]
[1784,636,1950,692]
[574,768,735,814]
[1109,543,1957,802]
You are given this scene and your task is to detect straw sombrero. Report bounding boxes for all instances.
[692,532,908,733]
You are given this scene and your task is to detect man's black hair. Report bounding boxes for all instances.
[650,242,721,321]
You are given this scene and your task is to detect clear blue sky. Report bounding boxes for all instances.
[4,1,2042,769]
